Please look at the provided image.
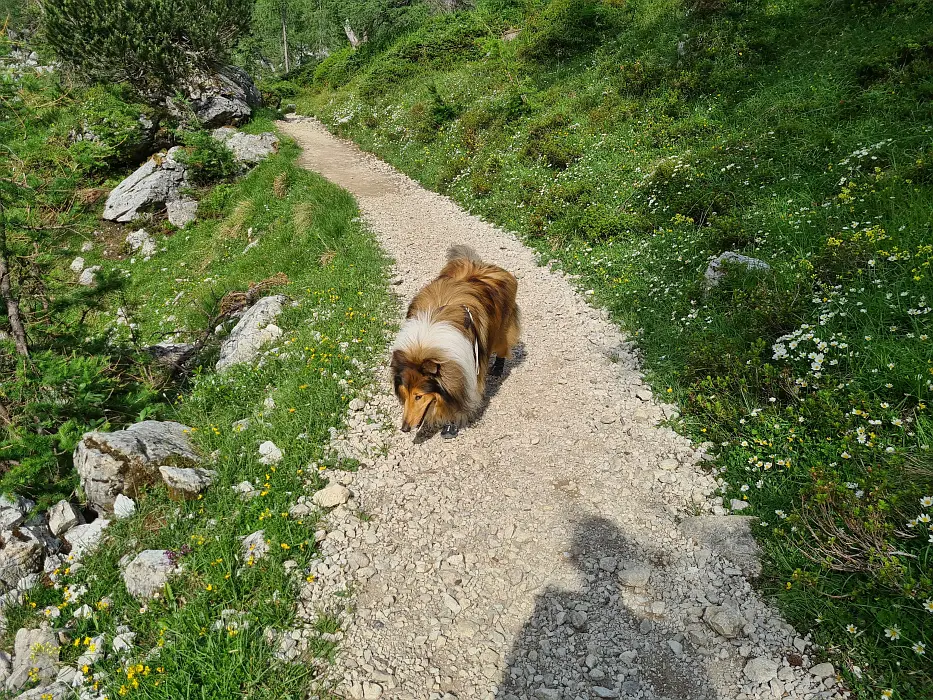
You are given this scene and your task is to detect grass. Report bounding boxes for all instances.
[2,68,394,696]
[295,0,933,696]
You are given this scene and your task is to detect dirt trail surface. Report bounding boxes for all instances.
[277,117,842,700]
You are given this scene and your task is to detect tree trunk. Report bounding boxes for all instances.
[281,7,290,73]
[0,235,29,357]
[344,19,365,48]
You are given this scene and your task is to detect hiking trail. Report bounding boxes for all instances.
[277,116,842,700]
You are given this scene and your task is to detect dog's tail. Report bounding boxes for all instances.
[446,244,482,264]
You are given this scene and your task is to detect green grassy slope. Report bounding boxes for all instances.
[296,0,933,696]
[2,64,393,695]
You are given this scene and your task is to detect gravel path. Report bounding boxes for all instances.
[277,117,844,700]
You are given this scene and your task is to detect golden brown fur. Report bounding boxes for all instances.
[391,245,520,433]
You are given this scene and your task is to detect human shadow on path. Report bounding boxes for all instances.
[496,516,717,700]
[414,342,527,443]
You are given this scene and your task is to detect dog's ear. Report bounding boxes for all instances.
[390,350,405,370]
[422,359,440,376]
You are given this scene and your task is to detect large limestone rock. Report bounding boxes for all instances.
[0,530,44,593]
[6,628,59,691]
[74,420,200,514]
[680,515,761,578]
[167,66,261,128]
[122,550,178,599]
[102,148,189,223]
[216,295,286,371]
[211,127,279,164]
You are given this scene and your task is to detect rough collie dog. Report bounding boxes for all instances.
[390,245,520,438]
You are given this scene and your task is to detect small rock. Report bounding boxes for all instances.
[258,441,283,465]
[809,662,835,679]
[72,604,92,620]
[658,458,678,471]
[232,419,251,432]
[569,611,587,630]
[112,632,136,654]
[159,466,217,499]
[126,229,156,258]
[69,257,85,273]
[241,530,269,562]
[233,481,259,501]
[63,519,110,561]
[48,501,83,537]
[81,241,94,253]
[599,412,616,424]
[362,681,383,699]
[122,550,177,599]
[704,605,746,639]
[744,657,778,684]
[592,688,618,699]
[442,593,461,615]
[730,499,750,512]
[668,639,683,655]
[533,689,560,700]
[312,484,351,508]
[704,251,771,289]
[78,265,100,286]
[166,198,198,228]
[216,295,287,371]
[598,556,617,572]
[635,389,653,402]
[349,398,366,412]
[617,562,652,588]
[113,494,137,519]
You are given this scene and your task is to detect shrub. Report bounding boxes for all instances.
[257,79,299,109]
[177,131,238,185]
[67,84,161,169]
[523,113,582,169]
[517,0,604,62]
[43,0,251,100]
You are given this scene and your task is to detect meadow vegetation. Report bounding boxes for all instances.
[2,18,392,697]
[296,0,933,695]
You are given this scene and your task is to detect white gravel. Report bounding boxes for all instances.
[277,117,844,700]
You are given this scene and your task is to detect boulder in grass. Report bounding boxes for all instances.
[48,500,83,537]
[216,295,286,371]
[166,65,261,129]
[102,148,189,223]
[159,466,217,500]
[166,197,198,228]
[703,252,771,290]
[0,530,44,593]
[122,550,178,599]
[74,420,200,514]
[6,628,59,691]
[211,128,279,165]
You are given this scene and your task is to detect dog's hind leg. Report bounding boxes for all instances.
[441,423,459,439]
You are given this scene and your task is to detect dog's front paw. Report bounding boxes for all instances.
[440,424,459,439]
[491,356,506,377]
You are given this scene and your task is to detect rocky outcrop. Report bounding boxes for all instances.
[216,295,286,371]
[63,519,110,560]
[0,530,44,593]
[211,127,279,165]
[74,420,200,514]
[102,148,189,223]
[167,65,261,128]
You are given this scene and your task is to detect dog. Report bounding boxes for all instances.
[390,245,520,438]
